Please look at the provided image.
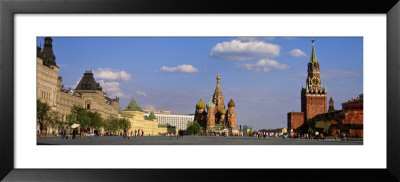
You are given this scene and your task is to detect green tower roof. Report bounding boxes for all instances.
[309,39,319,64]
[125,97,142,111]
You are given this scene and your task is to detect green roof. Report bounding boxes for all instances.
[125,97,142,111]
[309,40,319,64]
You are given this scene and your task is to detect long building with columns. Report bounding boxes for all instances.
[36,37,119,134]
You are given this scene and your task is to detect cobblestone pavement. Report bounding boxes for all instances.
[37,136,363,145]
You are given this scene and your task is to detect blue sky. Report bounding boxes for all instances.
[37,37,363,130]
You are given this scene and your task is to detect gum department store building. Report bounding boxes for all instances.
[36,37,119,134]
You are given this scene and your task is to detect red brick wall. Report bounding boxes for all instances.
[288,112,305,130]
[305,95,327,120]
[349,129,363,137]
[342,110,363,125]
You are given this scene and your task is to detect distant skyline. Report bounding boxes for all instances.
[37,37,363,130]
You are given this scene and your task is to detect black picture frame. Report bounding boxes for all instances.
[1,0,399,181]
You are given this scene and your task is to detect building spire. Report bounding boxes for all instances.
[310,39,318,64]
[213,74,225,111]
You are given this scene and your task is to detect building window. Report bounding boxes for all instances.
[87,104,90,110]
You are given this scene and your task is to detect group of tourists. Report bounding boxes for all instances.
[59,127,91,140]
[122,128,145,139]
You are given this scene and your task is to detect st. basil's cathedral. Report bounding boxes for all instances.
[193,74,238,131]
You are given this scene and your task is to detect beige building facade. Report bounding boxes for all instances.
[37,37,119,134]
[119,110,160,136]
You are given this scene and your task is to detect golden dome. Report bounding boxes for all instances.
[219,109,226,115]
[196,97,206,109]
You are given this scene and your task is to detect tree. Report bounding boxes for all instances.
[48,111,62,129]
[187,122,201,135]
[125,97,142,111]
[103,117,120,134]
[119,118,131,129]
[145,111,156,120]
[66,105,90,128]
[37,99,54,134]
[87,111,102,129]
[37,99,62,135]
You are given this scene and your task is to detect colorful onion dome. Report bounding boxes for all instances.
[196,97,206,109]
[206,99,215,109]
[219,109,226,115]
[228,97,236,107]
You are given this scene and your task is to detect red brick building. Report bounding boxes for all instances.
[287,112,304,132]
[288,40,327,131]
[286,40,363,138]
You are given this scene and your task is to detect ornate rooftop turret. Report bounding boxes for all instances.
[196,97,206,109]
[74,70,102,91]
[41,37,57,67]
[228,97,236,107]
[219,109,226,115]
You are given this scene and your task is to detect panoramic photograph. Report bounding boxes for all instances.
[36,37,363,145]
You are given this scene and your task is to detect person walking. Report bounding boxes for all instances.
[134,129,137,137]
[123,127,127,139]
[141,129,144,136]
[60,128,65,140]
[80,127,85,139]
[72,128,76,140]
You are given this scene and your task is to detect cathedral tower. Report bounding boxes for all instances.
[206,99,216,128]
[227,97,237,129]
[301,40,328,120]
[212,74,225,112]
[194,97,207,127]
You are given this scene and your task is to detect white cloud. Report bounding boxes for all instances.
[210,40,280,61]
[238,59,289,72]
[136,90,147,97]
[289,49,307,57]
[160,64,199,73]
[94,68,131,81]
[98,80,125,98]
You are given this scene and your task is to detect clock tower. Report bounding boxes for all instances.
[301,40,328,120]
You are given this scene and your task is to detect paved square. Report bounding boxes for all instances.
[37,136,362,145]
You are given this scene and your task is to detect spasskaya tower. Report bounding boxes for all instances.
[301,40,328,120]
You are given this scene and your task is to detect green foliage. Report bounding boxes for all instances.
[119,118,131,129]
[125,97,142,111]
[103,117,120,132]
[87,111,102,129]
[37,99,60,131]
[187,122,201,135]
[145,111,156,120]
[167,125,176,134]
[66,105,91,127]
[37,99,51,128]
[48,111,61,128]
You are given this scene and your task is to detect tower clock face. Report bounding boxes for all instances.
[311,77,320,86]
